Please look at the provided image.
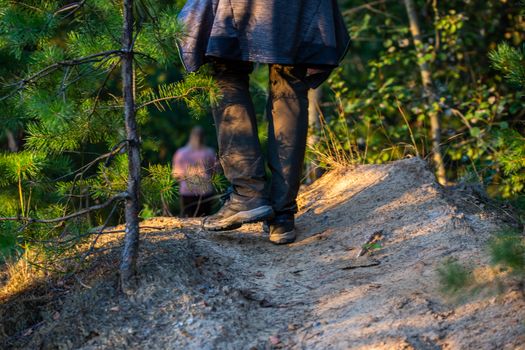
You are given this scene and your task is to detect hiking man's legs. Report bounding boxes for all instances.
[203,60,309,239]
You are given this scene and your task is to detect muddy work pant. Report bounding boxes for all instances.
[211,59,309,214]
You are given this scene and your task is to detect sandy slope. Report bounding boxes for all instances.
[2,158,524,349]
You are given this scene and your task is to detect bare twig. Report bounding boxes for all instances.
[343,0,391,16]
[87,59,122,119]
[50,140,127,182]
[54,0,86,19]
[7,1,45,13]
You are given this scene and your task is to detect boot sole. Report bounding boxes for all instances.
[269,230,296,245]
[203,206,274,231]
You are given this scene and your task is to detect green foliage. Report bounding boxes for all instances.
[320,0,525,200]
[489,42,525,87]
[491,129,525,198]
[136,5,185,67]
[139,73,221,117]
[487,39,525,198]
[439,229,525,297]
[490,231,525,273]
[361,242,382,253]
[0,222,19,262]
[0,0,219,263]
[142,163,178,214]
[438,259,473,295]
[211,172,230,193]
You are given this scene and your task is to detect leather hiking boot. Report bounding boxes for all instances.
[267,213,296,245]
[202,196,274,231]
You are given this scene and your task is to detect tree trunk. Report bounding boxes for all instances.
[306,88,324,183]
[120,0,142,295]
[6,130,20,152]
[403,0,447,185]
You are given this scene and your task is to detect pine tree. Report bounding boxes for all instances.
[489,43,525,198]
[0,0,218,292]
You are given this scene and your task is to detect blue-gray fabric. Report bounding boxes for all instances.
[177,0,350,72]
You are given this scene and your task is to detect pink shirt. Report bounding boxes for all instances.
[172,146,217,196]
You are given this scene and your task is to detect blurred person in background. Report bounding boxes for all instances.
[172,126,218,217]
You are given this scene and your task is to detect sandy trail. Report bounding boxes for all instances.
[2,158,524,349]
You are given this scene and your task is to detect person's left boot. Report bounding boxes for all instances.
[202,196,274,231]
[267,213,296,245]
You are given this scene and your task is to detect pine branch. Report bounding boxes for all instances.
[137,74,221,117]
[136,86,212,109]
[489,42,525,87]
[0,192,127,224]
[74,140,127,178]
[0,50,123,102]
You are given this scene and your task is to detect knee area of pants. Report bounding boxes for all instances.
[215,100,256,116]
[270,92,308,101]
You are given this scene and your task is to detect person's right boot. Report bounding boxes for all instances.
[203,196,274,231]
[266,212,296,244]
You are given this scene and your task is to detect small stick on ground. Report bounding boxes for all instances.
[356,230,384,258]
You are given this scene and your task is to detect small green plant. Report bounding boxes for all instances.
[489,230,525,274]
[438,259,473,295]
[439,229,525,298]
[362,242,382,252]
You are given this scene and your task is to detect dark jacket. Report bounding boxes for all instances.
[178,0,350,85]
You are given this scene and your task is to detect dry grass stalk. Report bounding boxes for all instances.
[0,250,46,300]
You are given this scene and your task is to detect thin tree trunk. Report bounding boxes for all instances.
[306,88,324,183]
[120,0,141,295]
[6,130,20,152]
[6,130,19,152]
[403,0,447,185]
